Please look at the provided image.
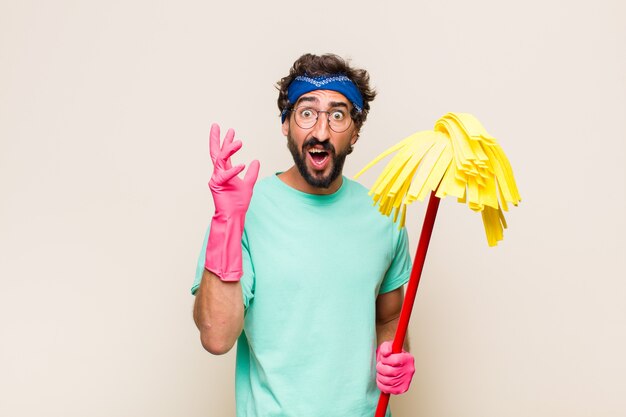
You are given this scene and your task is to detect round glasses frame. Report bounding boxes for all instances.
[291,106,354,133]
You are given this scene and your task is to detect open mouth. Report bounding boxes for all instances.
[307,148,330,168]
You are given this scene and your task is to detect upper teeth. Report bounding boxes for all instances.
[310,149,325,153]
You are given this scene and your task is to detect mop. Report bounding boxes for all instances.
[354,112,521,416]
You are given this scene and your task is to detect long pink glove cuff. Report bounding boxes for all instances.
[205,213,245,281]
[375,341,415,395]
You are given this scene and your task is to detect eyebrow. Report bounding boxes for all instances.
[296,96,349,109]
[329,101,349,109]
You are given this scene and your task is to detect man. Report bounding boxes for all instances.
[192,53,415,417]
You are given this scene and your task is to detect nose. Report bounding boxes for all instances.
[311,112,332,142]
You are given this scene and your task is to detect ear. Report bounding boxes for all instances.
[350,128,360,146]
[282,119,289,136]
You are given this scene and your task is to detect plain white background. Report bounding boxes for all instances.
[1,1,624,416]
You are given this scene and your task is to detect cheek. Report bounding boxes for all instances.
[338,132,357,149]
[291,127,312,146]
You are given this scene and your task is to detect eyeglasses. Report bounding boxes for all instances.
[292,106,353,133]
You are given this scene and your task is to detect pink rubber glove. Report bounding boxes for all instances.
[205,123,260,281]
[376,341,416,395]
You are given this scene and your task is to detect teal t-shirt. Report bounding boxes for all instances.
[192,174,412,417]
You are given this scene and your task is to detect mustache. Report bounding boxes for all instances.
[302,138,334,153]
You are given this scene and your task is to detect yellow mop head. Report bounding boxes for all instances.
[354,113,521,246]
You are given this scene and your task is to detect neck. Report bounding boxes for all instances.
[278,166,343,195]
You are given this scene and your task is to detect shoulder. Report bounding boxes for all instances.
[342,177,397,226]
[342,176,374,201]
[247,174,290,216]
[252,175,276,192]
[249,175,283,201]
[343,177,408,239]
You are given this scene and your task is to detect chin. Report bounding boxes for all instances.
[305,170,338,189]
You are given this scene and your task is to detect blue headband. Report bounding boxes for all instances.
[281,74,364,123]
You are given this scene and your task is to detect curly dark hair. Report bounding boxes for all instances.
[276,53,376,130]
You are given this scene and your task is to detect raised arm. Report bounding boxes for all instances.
[193,269,244,354]
[193,123,259,355]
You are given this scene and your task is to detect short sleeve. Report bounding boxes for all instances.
[239,229,255,309]
[190,225,255,310]
[378,226,412,294]
[190,226,210,295]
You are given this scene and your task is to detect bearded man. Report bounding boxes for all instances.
[192,53,416,417]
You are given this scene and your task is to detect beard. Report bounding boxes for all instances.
[286,133,352,189]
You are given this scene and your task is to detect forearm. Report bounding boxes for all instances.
[376,316,410,351]
[193,268,244,355]
[376,287,410,351]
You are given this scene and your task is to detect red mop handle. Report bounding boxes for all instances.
[374,193,441,417]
